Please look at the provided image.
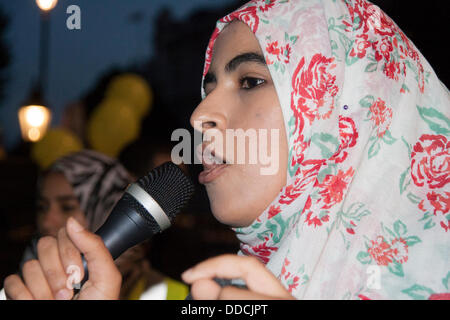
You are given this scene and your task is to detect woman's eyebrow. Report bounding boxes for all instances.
[225,52,266,73]
[56,195,79,202]
[202,52,266,92]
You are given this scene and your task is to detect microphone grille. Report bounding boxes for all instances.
[136,162,195,222]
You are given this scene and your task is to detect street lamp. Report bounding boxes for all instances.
[18,86,52,142]
[36,0,58,12]
[18,0,58,143]
[18,105,52,142]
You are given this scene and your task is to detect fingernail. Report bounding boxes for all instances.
[69,217,84,232]
[55,288,72,300]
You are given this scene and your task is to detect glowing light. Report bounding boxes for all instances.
[18,105,52,142]
[25,105,46,127]
[36,0,58,11]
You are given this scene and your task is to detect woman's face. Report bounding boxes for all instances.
[190,21,288,227]
[37,172,87,237]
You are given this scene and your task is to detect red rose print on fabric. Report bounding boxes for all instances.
[331,116,359,163]
[266,41,280,57]
[266,41,292,65]
[429,293,450,300]
[339,0,426,92]
[367,236,394,266]
[279,258,310,294]
[202,27,220,77]
[346,220,357,234]
[390,237,409,264]
[393,30,424,92]
[252,0,276,12]
[280,159,324,205]
[301,167,355,229]
[291,136,308,168]
[268,205,282,219]
[383,60,403,81]
[241,236,278,264]
[221,6,259,33]
[291,54,339,125]
[304,206,330,228]
[344,0,395,37]
[372,36,393,62]
[369,98,393,138]
[418,191,450,217]
[318,167,355,209]
[350,34,371,59]
[411,134,449,190]
[280,258,301,293]
[411,134,450,231]
[359,220,420,278]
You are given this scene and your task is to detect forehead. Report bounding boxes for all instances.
[40,171,75,197]
[210,21,262,68]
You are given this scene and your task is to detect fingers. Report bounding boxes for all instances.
[4,217,120,300]
[5,236,74,300]
[182,254,293,300]
[22,260,53,299]
[189,278,222,300]
[36,236,73,299]
[189,278,275,300]
[218,286,281,300]
[57,227,84,289]
[65,217,121,299]
[3,274,33,300]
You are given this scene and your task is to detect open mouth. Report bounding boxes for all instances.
[197,143,229,184]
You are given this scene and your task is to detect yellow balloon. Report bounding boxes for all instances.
[31,128,83,169]
[86,99,140,158]
[105,73,153,119]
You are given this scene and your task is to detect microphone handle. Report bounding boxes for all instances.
[76,199,159,288]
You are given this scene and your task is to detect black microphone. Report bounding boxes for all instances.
[76,161,195,288]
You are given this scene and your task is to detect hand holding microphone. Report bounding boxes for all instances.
[3,162,194,300]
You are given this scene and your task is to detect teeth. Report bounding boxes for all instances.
[203,149,226,165]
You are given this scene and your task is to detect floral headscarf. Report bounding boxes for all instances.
[202,0,449,299]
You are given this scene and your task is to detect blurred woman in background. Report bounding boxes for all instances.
[10,149,187,299]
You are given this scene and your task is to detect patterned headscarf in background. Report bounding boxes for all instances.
[21,150,131,268]
[47,149,131,232]
[202,0,449,299]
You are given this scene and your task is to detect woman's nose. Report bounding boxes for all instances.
[40,205,63,234]
[190,95,227,133]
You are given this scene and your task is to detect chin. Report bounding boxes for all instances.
[208,195,256,228]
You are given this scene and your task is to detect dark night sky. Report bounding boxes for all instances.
[0,0,235,149]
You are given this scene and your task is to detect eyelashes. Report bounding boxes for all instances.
[203,76,267,96]
[239,76,266,90]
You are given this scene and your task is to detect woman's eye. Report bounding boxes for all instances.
[61,205,77,213]
[240,77,265,90]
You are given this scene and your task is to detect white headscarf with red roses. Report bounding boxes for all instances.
[202,0,449,300]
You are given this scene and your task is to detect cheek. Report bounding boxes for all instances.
[207,161,286,227]
[208,91,288,227]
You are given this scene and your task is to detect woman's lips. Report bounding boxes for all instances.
[196,143,229,184]
[198,163,228,184]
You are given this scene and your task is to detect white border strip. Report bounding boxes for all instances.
[126,184,171,231]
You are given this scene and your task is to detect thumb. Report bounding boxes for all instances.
[66,217,121,298]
